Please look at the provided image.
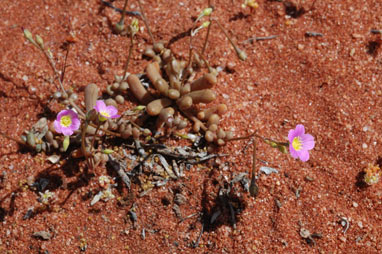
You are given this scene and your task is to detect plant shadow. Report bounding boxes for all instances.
[200,170,247,233]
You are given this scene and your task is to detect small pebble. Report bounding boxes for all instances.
[357,221,363,228]
[352,33,362,39]
[32,231,52,240]
[115,95,125,104]
[304,176,314,182]
[349,48,355,57]
[362,143,368,149]
[353,202,358,208]
[299,228,310,239]
[119,82,129,91]
[105,98,118,108]
[226,62,236,71]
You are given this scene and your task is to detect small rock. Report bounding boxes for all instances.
[349,48,355,57]
[32,231,52,240]
[300,228,310,239]
[353,202,358,208]
[304,176,314,182]
[339,236,346,242]
[352,33,362,39]
[27,176,35,186]
[357,221,363,228]
[226,62,236,72]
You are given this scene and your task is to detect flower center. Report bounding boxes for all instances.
[292,137,302,151]
[60,115,72,127]
[100,111,110,118]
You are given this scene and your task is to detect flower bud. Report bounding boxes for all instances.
[203,7,213,16]
[63,136,70,152]
[277,144,288,154]
[264,139,277,148]
[23,29,35,44]
[237,49,247,61]
[202,21,210,28]
[115,22,125,34]
[35,35,44,49]
[196,7,213,22]
[133,105,146,111]
[130,18,139,36]
[102,149,114,155]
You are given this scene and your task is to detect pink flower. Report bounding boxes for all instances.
[94,100,120,121]
[288,124,315,162]
[54,109,81,136]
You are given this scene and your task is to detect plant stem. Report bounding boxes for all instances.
[123,33,134,80]
[201,17,212,56]
[118,0,129,25]
[214,18,245,59]
[42,49,67,98]
[88,123,121,137]
[90,121,102,163]
[81,120,93,169]
[137,0,155,44]
[249,138,258,197]
[196,49,212,73]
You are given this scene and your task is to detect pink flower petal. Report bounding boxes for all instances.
[53,120,62,134]
[71,117,81,131]
[298,150,310,162]
[61,128,74,136]
[288,124,305,142]
[294,124,305,135]
[301,134,315,150]
[106,105,119,118]
[54,109,81,136]
[288,129,296,143]
[56,110,66,120]
[94,100,106,112]
[289,145,299,159]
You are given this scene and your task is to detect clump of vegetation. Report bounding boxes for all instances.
[8,0,317,220]
[363,163,381,185]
